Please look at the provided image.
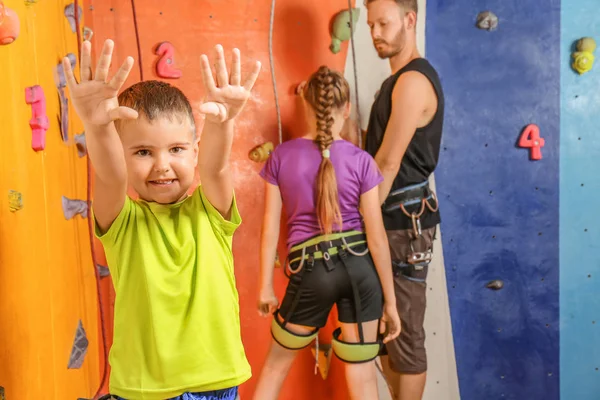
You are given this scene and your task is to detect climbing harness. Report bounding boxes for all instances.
[273,231,383,373]
[383,180,439,282]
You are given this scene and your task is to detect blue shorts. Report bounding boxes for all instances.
[109,386,238,400]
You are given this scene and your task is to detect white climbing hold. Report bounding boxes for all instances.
[64,3,83,33]
[62,196,88,219]
[476,11,498,31]
[97,264,110,277]
[67,320,88,369]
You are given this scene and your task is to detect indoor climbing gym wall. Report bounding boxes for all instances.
[427,0,600,400]
[560,0,600,399]
[344,0,460,398]
[0,0,101,399]
[3,0,600,399]
[81,0,363,399]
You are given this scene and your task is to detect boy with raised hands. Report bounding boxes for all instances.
[62,39,260,400]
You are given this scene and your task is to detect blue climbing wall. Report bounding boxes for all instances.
[426,1,560,399]
[560,1,600,398]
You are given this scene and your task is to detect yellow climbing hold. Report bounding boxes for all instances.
[8,190,23,212]
[572,37,596,75]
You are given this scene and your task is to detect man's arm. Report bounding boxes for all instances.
[374,71,436,204]
[198,119,235,220]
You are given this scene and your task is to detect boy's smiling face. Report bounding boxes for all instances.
[120,115,199,204]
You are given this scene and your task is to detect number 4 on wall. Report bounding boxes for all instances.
[519,124,544,160]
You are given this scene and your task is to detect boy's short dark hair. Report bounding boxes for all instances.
[116,80,196,137]
[365,0,418,13]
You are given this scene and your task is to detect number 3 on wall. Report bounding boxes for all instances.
[155,42,182,79]
[519,124,544,160]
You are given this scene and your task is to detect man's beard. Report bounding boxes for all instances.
[374,29,405,59]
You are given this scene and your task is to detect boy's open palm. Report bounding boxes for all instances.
[63,39,139,128]
[199,44,261,123]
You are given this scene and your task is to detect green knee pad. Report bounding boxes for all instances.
[271,316,318,350]
[331,328,381,363]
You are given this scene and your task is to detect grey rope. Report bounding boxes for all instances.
[269,0,282,144]
[347,0,362,148]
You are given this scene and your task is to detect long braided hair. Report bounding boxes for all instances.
[303,66,350,235]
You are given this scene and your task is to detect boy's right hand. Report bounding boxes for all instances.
[257,286,279,317]
[63,39,139,129]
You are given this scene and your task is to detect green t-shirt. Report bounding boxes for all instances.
[95,186,251,399]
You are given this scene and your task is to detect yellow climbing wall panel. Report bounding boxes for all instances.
[0,1,100,399]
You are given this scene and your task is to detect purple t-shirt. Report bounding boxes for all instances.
[260,138,383,248]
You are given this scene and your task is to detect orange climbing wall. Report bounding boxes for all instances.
[0,1,101,399]
[83,0,355,398]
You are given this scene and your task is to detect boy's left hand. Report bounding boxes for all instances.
[199,44,261,123]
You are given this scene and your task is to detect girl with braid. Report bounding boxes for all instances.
[253,66,401,399]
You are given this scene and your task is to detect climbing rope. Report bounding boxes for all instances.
[346,0,362,148]
[269,0,282,144]
[343,5,395,396]
[73,2,110,399]
[130,0,144,81]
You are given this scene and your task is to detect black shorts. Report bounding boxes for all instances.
[278,243,384,328]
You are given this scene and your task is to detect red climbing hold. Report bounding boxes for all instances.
[155,42,182,79]
[25,85,49,152]
[0,1,20,45]
[519,124,544,160]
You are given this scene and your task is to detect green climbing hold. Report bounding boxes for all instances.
[330,8,360,54]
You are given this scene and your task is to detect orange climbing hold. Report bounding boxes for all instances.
[0,1,20,45]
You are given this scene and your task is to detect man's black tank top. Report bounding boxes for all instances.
[365,58,445,231]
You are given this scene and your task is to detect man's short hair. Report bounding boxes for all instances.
[365,0,418,13]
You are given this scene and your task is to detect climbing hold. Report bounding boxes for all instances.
[248,142,274,162]
[486,280,504,290]
[155,42,182,79]
[330,8,360,54]
[311,343,333,379]
[518,124,544,160]
[476,11,498,31]
[25,85,49,151]
[62,196,88,219]
[572,37,596,75]
[83,26,93,41]
[0,386,4,400]
[97,264,110,277]
[54,54,77,142]
[54,53,77,89]
[67,320,89,369]
[64,3,83,33]
[8,190,23,212]
[295,81,306,96]
[275,251,281,268]
[0,1,20,45]
[74,132,87,157]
